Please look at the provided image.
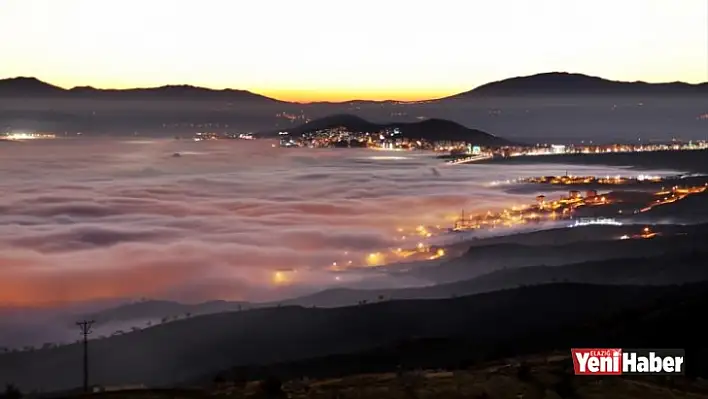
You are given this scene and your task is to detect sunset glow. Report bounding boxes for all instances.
[1,0,706,102]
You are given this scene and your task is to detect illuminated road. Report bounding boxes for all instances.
[445,154,493,165]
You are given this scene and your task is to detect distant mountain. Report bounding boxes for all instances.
[447,72,708,98]
[3,73,706,104]
[279,114,513,146]
[0,77,66,96]
[0,77,284,103]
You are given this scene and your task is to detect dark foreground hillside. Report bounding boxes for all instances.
[42,355,708,398]
[1,282,705,393]
[210,281,706,385]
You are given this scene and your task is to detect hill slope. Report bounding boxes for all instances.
[279,114,512,146]
[284,249,708,307]
[79,228,708,321]
[209,281,708,386]
[0,282,702,391]
[0,77,283,103]
[447,72,708,98]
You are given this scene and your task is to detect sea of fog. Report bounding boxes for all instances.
[0,137,688,347]
[0,137,683,308]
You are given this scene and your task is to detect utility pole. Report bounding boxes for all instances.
[76,320,94,393]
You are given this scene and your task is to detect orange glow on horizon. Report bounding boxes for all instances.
[258,88,452,103]
[35,78,457,103]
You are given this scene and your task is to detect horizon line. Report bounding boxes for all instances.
[1,71,706,104]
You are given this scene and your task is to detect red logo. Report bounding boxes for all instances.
[571,348,622,375]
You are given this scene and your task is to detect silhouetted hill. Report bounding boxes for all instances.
[481,149,708,174]
[0,77,66,96]
[411,227,708,284]
[0,283,698,391]
[0,77,283,103]
[83,300,250,327]
[287,114,379,133]
[280,114,513,146]
[209,281,708,384]
[448,72,708,98]
[283,249,708,307]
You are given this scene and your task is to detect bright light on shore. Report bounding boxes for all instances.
[3,132,57,140]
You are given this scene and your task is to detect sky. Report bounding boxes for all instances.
[0,0,706,102]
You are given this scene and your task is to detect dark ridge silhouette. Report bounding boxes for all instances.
[0,77,283,103]
[275,114,513,146]
[282,249,708,307]
[82,300,250,327]
[2,281,706,391]
[480,149,708,174]
[3,72,706,104]
[288,114,378,133]
[447,72,708,98]
[412,228,708,283]
[0,77,66,96]
[205,281,708,384]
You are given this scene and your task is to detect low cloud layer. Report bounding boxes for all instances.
[0,138,643,307]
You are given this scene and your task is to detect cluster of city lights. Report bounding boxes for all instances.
[2,132,56,140]
[269,178,708,287]
[619,227,659,240]
[521,174,664,185]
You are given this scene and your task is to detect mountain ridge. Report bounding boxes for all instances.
[447,71,708,98]
[0,77,284,103]
[2,72,706,104]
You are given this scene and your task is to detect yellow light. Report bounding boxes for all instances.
[436,248,445,257]
[272,271,291,286]
[366,252,385,267]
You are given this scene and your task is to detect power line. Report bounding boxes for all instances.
[76,320,95,393]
